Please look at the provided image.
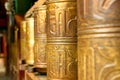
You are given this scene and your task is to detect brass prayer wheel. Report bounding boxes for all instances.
[25,18,34,65]
[20,21,27,61]
[77,0,120,80]
[47,0,77,80]
[34,5,47,72]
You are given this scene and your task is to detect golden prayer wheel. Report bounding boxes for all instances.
[34,5,47,72]
[25,18,34,65]
[20,21,27,61]
[77,0,120,80]
[47,0,77,80]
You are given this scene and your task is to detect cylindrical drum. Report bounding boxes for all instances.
[34,5,47,72]
[77,0,120,80]
[20,21,27,61]
[25,18,34,65]
[47,0,77,80]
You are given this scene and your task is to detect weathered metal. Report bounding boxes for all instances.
[25,18,34,65]
[77,0,120,80]
[34,5,47,72]
[47,0,77,80]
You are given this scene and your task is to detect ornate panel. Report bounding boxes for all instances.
[47,44,77,80]
[47,1,77,80]
[77,0,120,28]
[78,38,120,80]
[34,5,47,71]
[34,37,47,68]
[47,1,77,37]
[34,5,46,35]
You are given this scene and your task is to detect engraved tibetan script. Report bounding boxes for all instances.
[48,4,76,37]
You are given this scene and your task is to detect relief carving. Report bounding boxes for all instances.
[102,0,117,10]
[47,1,77,80]
[78,0,120,80]
[98,47,120,80]
[78,47,95,80]
[78,0,120,28]
[36,13,46,34]
[93,0,118,17]
[47,45,77,80]
[34,39,47,66]
[48,2,76,37]
[34,6,46,35]
[34,5,47,69]
[78,39,120,80]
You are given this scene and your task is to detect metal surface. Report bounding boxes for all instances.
[25,18,34,65]
[77,0,120,80]
[47,1,77,80]
[20,21,27,61]
[34,5,47,72]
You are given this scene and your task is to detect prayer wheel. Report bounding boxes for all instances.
[47,0,77,80]
[20,21,27,61]
[34,5,47,72]
[25,18,34,65]
[77,0,120,80]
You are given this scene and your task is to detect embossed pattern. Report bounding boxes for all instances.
[47,2,77,37]
[34,5,47,70]
[77,0,120,80]
[47,44,77,80]
[78,38,120,80]
[47,1,77,80]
